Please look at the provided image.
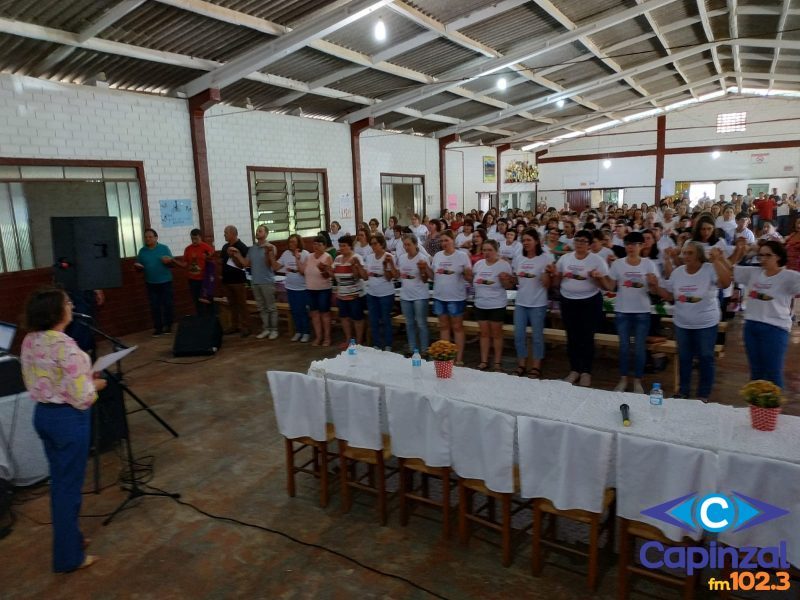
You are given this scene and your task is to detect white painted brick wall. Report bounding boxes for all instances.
[360,130,440,227]
[0,74,197,251]
[204,106,355,242]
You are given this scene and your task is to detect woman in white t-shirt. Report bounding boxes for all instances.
[553,230,613,387]
[499,229,522,262]
[275,233,311,342]
[473,240,514,371]
[364,233,397,351]
[649,241,731,401]
[353,229,373,260]
[384,216,398,240]
[389,233,431,354]
[410,213,429,243]
[608,232,657,393]
[733,240,800,388]
[455,220,475,251]
[511,229,554,378]
[423,230,473,365]
[329,221,343,251]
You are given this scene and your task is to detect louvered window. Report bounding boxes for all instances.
[250,170,325,241]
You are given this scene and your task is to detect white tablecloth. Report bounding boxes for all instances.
[0,392,48,486]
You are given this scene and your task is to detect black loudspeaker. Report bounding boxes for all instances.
[51,217,122,290]
[173,315,222,357]
[0,358,25,397]
[93,375,128,453]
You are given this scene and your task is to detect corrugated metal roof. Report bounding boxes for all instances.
[323,7,429,57]
[0,34,60,78]
[487,81,549,105]
[460,4,563,55]
[404,0,499,25]
[264,47,355,83]
[606,39,664,71]
[545,58,614,87]
[390,38,481,77]
[100,3,273,63]
[589,15,652,49]
[556,0,639,26]
[334,69,421,100]
[221,79,310,109]
[407,91,462,112]
[439,101,497,121]
[516,42,587,72]
[211,0,342,27]
[651,0,696,24]
[663,22,706,48]
[593,88,646,108]
[0,0,116,34]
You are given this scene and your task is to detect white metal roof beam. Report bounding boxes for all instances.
[435,41,714,137]
[768,0,793,90]
[531,0,655,104]
[736,5,800,15]
[36,0,148,72]
[728,0,743,90]
[696,0,726,91]
[342,0,681,122]
[635,0,698,98]
[183,0,392,97]
[734,71,800,83]
[498,74,723,144]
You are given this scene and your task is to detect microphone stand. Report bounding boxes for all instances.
[76,316,180,524]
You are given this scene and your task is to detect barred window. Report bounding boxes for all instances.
[249,169,325,241]
[716,112,746,133]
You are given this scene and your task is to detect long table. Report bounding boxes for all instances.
[0,391,48,486]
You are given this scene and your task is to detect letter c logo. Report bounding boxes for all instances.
[698,495,731,532]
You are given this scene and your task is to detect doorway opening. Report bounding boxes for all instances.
[380,174,424,227]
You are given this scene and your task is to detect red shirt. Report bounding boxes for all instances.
[183,242,215,280]
[754,198,776,220]
[450,220,463,232]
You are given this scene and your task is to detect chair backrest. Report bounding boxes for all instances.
[326,378,382,451]
[617,434,718,542]
[266,371,327,442]
[717,451,800,566]
[449,401,515,494]
[518,417,613,513]
[386,387,450,468]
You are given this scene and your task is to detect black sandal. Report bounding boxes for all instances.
[527,368,542,379]
[477,362,489,371]
[493,363,503,373]
[514,366,526,376]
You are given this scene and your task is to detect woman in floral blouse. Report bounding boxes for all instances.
[20,287,106,572]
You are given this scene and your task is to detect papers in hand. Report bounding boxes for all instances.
[92,346,137,372]
[226,257,245,270]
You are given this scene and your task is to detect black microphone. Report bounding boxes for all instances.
[620,403,631,427]
[72,312,94,321]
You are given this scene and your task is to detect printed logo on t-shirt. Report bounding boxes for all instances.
[676,284,702,303]
[517,271,537,279]
[749,282,774,301]
[563,267,588,281]
[622,272,645,288]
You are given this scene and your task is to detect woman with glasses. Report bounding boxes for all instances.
[731,240,800,387]
[276,234,311,342]
[364,234,396,351]
[389,234,431,355]
[474,240,514,371]
[649,242,731,401]
[297,235,334,346]
[552,230,612,387]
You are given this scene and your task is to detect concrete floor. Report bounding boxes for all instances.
[2,314,798,600]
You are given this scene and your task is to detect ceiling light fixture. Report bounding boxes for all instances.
[556,99,565,108]
[497,77,507,91]
[711,150,721,159]
[603,159,612,169]
[374,18,386,41]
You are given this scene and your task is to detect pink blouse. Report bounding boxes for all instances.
[21,330,97,410]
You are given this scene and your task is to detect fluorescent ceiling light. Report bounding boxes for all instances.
[584,119,621,133]
[374,18,386,41]
[497,77,507,91]
[603,159,612,169]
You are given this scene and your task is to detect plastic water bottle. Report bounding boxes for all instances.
[649,383,664,422]
[411,348,423,381]
[347,338,357,366]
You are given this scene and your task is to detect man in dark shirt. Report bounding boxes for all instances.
[220,225,250,336]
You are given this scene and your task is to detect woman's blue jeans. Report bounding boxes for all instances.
[615,312,651,378]
[514,305,547,360]
[286,289,310,335]
[674,324,718,398]
[743,319,789,388]
[401,298,429,352]
[367,293,395,348]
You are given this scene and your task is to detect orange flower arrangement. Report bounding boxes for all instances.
[740,380,785,408]
[428,340,458,362]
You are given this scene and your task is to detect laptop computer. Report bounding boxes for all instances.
[0,321,16,356]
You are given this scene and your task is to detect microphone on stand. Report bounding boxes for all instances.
[620,403,631,427]
[72,312,94,321]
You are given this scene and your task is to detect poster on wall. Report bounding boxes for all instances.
[447,194,458,210]
[338,192,353,220]
[751,153,769,165]
[159,200,193,228]
[482,156,496,183]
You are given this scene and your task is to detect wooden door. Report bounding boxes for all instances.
[566,190,591,212]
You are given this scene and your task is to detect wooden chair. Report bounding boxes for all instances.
[449,402,518,566]
[616,435,718,599]
[518,417,616,591]
[327,378,393,525]
[386,388,453,538]
[266,371,334,507]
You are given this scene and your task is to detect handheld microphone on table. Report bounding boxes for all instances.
[620,403,631,427]
[72,312,94,321]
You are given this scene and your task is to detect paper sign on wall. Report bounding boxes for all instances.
[751,153,769,165]
[159,200,193,227]
[447,194,458,210]
[338,192,353,219]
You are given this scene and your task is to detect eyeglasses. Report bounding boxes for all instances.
[66,300,74,307]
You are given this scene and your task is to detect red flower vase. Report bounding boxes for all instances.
[434,360,454,379]
[749,405,781,431]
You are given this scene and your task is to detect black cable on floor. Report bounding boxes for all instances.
[145,486,450,600]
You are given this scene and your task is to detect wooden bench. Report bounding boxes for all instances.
[391,314,725,394]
